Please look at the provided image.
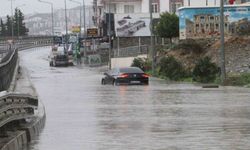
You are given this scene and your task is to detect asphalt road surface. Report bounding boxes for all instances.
[20,47,250,150]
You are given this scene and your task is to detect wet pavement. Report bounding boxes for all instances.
[20,47,250,150]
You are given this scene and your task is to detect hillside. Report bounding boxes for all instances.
[163,36,250,73]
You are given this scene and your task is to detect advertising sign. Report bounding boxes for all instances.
[179,5,250,39]
[71,26,80,33]
[115,13,159,37]
[87,28,98,37]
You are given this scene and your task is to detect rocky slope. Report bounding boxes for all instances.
[163,36,250,74]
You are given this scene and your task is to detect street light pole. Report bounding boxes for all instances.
[64,0,69,50]
[108,0,112,69]
[10,0,14,39]
[69,0,82,37]
[220,0,226,84]
[149,0,155,75]
[83,0,86,37]
[37,0,54,38]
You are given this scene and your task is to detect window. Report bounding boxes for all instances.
[124,5,134,13]
[109,4,116,13]
[152,3,158,13]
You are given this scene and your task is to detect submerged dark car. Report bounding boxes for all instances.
[101,67,149,85]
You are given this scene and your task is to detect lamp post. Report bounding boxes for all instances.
[69,0,82,37]
[37,0,54,38]
[64,0,69,50]
[16,4,25,38]
[82,0,86,37]
[220,0,226,84]
[10,0,14,39]
[108,0,111,69]
[149,0,155,75]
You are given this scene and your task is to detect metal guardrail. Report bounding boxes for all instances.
[0,49,18,91]
[0,37,52,91]
[114,45,149,58]
[0,92,38,128]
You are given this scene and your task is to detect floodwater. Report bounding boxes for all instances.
[20,47,250,150]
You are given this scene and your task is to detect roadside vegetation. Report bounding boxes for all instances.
[0,8,28,37]
[131,12,250,86]
[132,56,220,83]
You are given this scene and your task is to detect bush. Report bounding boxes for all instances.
[192,56,219,83]
[158,56,186,81]
[131,57,151,71]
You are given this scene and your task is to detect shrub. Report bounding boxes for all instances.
[176,39,203,54]
[158,56,186,81]
[131,57,151,71]
[192,56,219,83]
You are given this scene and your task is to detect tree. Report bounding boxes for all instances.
[6,15,12,36]
[14,8,28,36]
[0,19,6,36]
[155,12,179,45]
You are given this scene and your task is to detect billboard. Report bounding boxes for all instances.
[179,5,250,39]
[87,28,98,37]
[115,13,159,37]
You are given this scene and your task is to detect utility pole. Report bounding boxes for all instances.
[10,0,14,40]
[108,0,112,69]
[64,0,69,51]
[220,0,226,84]
[83,0,86,36]
[206,0,208,6]
[149,0,155,75]
[188,0,190,6]
[38,0,54,39]
[69,0,82,37]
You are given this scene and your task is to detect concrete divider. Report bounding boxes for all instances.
[0,131,27,150]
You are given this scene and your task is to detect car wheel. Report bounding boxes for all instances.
[101,79,106,85]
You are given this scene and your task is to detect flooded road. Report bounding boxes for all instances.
[20,47,250,150]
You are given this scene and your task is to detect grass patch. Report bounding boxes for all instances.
[225,73,250,86]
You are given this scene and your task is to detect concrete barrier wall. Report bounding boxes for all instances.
[0,105,46,150]
[0,131,27,150]
[111,54,147,69]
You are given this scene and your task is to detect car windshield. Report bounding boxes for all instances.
[119,67,144,73]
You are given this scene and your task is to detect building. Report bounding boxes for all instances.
[25,6,94,35]
[179,3,250,39]
[93,0,177,37]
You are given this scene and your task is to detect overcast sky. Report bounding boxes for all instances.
[0,0,218,17]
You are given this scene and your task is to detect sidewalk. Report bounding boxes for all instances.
[14,66,37,97]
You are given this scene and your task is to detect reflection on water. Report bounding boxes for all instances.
[20,48,250,150]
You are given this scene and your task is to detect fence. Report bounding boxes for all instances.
[113,45,149,58]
